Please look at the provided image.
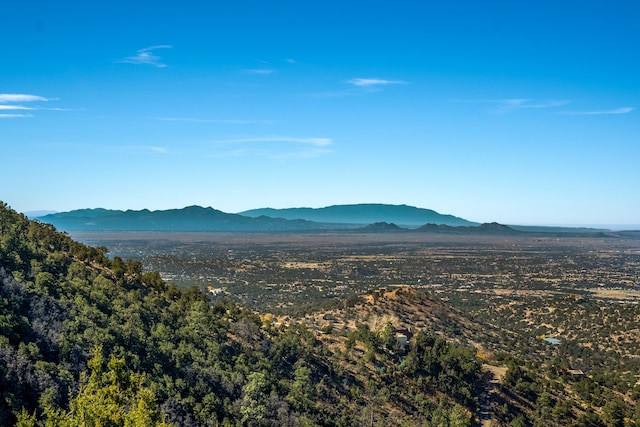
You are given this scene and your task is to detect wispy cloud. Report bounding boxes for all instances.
[147,146,169,154]
[0,93,56,118]
[210,147,332,160]
[305,78,408,98]
[0,94,50,103]
[0,113,33,118]
[220,136,332,147]
[243,69,275,75]
[456,98,634,116]
[212,136,333,160]
[559,107,634,116]
[455,98,569,114]
[0,105,35,110]
[154,117,272,125]
[269,148,333,160]
[492,99,568,114]
[119,45,172,68]
[348,78,408,87]
[242,58,298,75]
[101,145,171,155]
[305,90,358,99]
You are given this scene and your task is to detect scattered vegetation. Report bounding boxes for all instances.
[3,201,640,426]
[1,202,483,426]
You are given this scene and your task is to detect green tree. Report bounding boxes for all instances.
[551,399,572,424]
[287,361,314,412]
[240,372,270,426]
[536,392,552,419]
[19,346,172,427]
[601,399,626,427]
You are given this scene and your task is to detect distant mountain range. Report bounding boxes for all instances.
[34,204,639,238]
[416,222,520,234]
[238,203,476,227]
[36,204,473,232]
[36,206,332,232]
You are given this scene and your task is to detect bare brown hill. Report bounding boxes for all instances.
[302,286,499,351]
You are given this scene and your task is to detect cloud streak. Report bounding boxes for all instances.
[559,107,634,116]
[348,78,408,87]
[220,136,332,147]
[119,45,172,68]
[268,148,333,160]
[243,69,275,75]
[0,93,56,118]
[154,117,272,125]
[306,78,408,98]
[0,94,50,103]
[0,113,33,118]
[457,99,633,116]
[493,99,570,114]
[147,146,169,154]
[455,98,569,114]
[211,147,333,160]
[213,136,334,160]
[0,105,35,110]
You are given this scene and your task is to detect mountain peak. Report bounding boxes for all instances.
[239,203,475,227]
[359,222,406,232]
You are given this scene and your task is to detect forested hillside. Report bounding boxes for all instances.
[0,202,484,426]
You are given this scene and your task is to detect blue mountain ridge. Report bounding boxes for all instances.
[38,204,474,231]
[238,203,476,227]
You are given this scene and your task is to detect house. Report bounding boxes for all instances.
[395,328,413,348]
[396,333,408,348]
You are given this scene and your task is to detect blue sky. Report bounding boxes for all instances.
[1,1,639,226]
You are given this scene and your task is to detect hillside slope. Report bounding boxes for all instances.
[302,287,499,349]
[1,201,487,426]
[3,201,632,426]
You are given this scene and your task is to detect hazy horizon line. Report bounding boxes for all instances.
[18,206,640,231]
